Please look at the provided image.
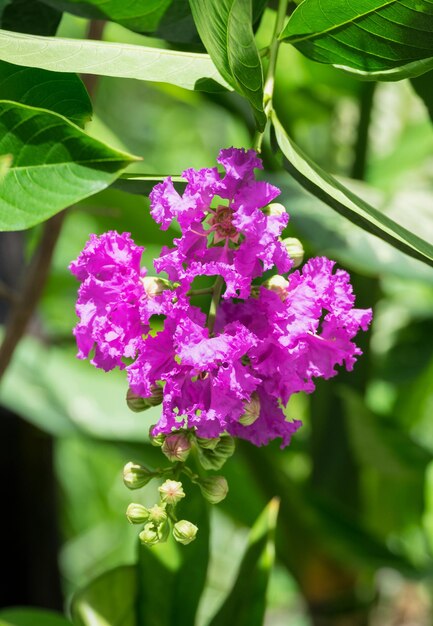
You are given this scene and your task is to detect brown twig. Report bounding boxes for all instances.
[0,279,18,304]
[0,212,66,382]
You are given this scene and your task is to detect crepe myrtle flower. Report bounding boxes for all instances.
[70,147,372,450]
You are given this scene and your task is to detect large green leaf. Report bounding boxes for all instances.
[271,111,433,269]
[0,29,230,92]
[0,60,91,126]
[0,608,71,626]
[71,565,136,626]
[189,0,265,126]
[41,0,170,33]
[338,57,433,82]
[1,0,61,36]
[209,498,279,626]
[0,100,135,231]
[280,0,433,73]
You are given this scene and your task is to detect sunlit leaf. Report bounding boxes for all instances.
[0,29,230,92]
[0,60,91,126]
[280,0,433,74]
[189,0,265,127]
[271,111,433,269]
[0,101,135,231]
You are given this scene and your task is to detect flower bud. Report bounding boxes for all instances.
[197,435,235,471]
[173,520,198,545]
[281,237,304,268]
[126,503,149,524]
[198,475,228,504]
[239,392,261,426]
[159,479,186,506]
[149,426,166,447]
[147,504,167,525]
[263,275,289,301]
[123,461,154,489]
[264,203,286,217]
[139,522,160,546]
[162,432,191,463]
[141,276,173,298]
[126,386,163,412]
[196,436,220,450]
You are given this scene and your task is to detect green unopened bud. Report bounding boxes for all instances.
[173,520,198,545]
[263,275,289,301]
[162,432,191,463]
[196,436,221,450]
[123,461,154,489]
[264,202,286,217]
[159,479,186,505]
[141,276,173,298]
[147,504,167,524]
[126,386,163,412]
[198,475,228,504]
[126,503,149,524]
[239,392,261,426]
[149,426,166,447]
[197,435,235,471]
[139,522,160,546]
[282,237,304,268]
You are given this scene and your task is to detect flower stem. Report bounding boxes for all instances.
[252,0,290,153]
[207,276,224,335]
[187,286,215,297]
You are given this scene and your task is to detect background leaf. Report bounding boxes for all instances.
[0,29,230,92]
[0,608,71,626]
[0,60,91,126]
[189,0,265,126]
[280,0,433,73]
[1,0,61,36]
[71,565,136,626]
[209,498,279,626]
[271,111,433,269]
[0,101,135,231]
[41,0,171,34]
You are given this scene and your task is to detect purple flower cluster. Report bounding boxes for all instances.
[70,148,372,447]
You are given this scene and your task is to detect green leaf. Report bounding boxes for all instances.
[189,0,265,126]
[271,111,433,269]
[136,490,209,626]
[0,60,91,126]
[0,608,71,626]
[337,57,433,82]
[209,498,279,626]
[71,565,136,626]
[0,100,136,231]
[112,173,185,196]
[41,0,170,33]
[0,29,230,92]
[280,0,433,73]
[1,0,61,36]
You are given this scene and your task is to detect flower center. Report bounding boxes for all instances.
[208,205,239,243]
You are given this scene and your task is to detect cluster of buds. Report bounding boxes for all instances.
[123,428,232,546]
[126,479,197,546]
